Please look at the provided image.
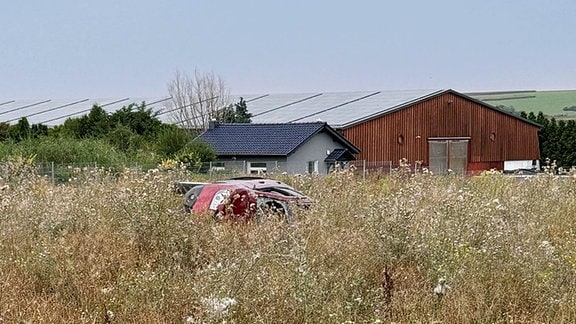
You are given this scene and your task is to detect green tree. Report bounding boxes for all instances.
[211,97,252,123]
[564,120,576,167]
[62,105,112,139]
[0,122,10,141]
[155,125,194,157]
[60,117,84,138]
[84,105,111,138]
[233,97,252,123]
[30,123,49,138]
[536,112,548,127]
[106,125,143,152]
[9,117,31,142]
[545,118,559,165]
[211,105,236,123]
[109,102,162,139]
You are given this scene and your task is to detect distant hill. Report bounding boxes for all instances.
[468,90,576,119]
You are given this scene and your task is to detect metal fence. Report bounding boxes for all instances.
[176,160,393,178]
[30,160,394,184]
[34,161,158,184]
[348,160,393,175]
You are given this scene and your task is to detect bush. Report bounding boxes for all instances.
[155,126,193,157]
[0,137,126,165]
[175,140,216,172]
[106,125,145,153]
[0,154,37,183]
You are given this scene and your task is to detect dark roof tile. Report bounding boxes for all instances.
[198,122,358,156]
[324,148,356,162]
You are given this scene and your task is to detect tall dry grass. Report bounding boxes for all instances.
[1,160,576,323]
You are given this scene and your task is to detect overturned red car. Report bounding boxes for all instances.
[180,177,313,221]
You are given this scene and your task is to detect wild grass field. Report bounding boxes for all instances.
[471,90,576,118]
[2,159,576,323]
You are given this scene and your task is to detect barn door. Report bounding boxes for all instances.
[428,139,468,174]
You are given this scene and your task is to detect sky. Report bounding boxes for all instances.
[1,0,575,99]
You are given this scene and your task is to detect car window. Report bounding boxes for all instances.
[259,186,305,197]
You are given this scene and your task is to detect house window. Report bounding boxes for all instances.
[307,160,318,174]
[248,162,267,174]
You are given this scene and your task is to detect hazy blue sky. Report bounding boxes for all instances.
[1,0,575,99]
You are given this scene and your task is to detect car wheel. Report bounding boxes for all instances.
[257,199,291,222]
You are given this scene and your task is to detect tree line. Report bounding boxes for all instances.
[0,98,252,169]
[521,111,576,170]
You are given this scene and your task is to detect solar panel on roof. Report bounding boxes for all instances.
[253,93,323,117]
[0,89,447,127]
[156,96,215,116]
[244,94,268,103]
[0,100,15,106]
[289,91,380,123]
[39,98,131,124]
[0,99,51,116]
[6,99,89,123]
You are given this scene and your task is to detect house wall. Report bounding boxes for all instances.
[287,131,349,174]
[216,131,346,174]
[216,156,288,174]
[342,92,541,170]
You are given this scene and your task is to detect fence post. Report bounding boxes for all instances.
[51,162,55,185]
[363,160,366,180]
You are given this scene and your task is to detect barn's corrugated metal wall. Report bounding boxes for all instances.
[342,92,540,170]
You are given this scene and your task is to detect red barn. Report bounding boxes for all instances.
[341,90,541,173]
[242,89,541,174]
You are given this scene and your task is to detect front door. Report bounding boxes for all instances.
[428,139,469,174]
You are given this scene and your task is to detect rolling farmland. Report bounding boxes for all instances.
[469,89,576,119]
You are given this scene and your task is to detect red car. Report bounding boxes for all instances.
[181,177,313,221]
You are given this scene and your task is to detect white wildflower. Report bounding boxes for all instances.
[202,296,237,314]
[539,240,555,256]
[105,310,114,321]
[100,287,113,294]
[433,278,450,297]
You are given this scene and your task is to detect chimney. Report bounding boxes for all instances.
[209,119,219,129]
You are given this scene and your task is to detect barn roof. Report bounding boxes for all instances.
[240,89,443,127]
[0,89,540,128]
[197,122,360,156]
[240,89,541,128]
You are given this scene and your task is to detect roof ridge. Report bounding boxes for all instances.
[217,121,325,125]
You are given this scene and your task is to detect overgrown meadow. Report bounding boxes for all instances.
[2,158,576,323]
